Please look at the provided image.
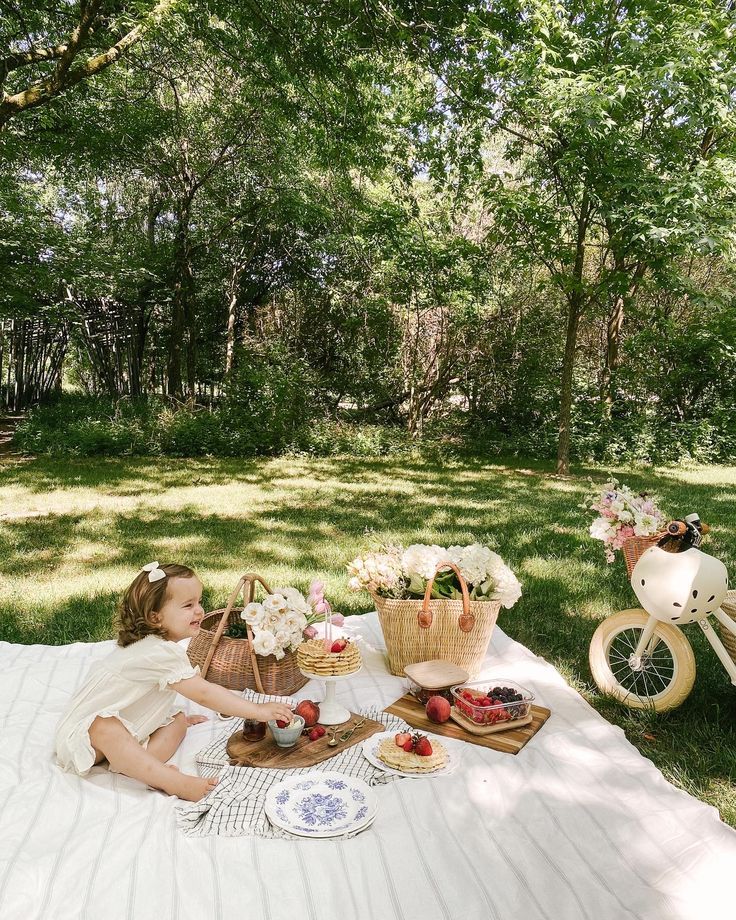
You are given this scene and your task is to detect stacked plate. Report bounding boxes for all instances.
[265,772,378,838]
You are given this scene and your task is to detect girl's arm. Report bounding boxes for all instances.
[170,676,294,724]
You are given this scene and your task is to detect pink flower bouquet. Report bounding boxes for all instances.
[587,480,667,563]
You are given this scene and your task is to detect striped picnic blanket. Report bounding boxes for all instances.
[0,614,735,920]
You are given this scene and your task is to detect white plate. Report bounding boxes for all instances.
[268,808,378,839]
[361,731,461,778]
[264,771,378,838]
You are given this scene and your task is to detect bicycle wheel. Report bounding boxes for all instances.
[589,608,696,712]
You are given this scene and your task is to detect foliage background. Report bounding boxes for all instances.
[2,1,735,469]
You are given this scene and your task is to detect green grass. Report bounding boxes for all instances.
[1,454,735,824]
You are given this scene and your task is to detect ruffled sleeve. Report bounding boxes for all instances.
[118,637,200,689]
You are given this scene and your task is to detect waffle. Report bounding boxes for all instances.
[296,638,362,676]
[376,738,448,773]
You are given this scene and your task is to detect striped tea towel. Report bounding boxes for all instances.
[177,706,410,838]
[195,688,298,778]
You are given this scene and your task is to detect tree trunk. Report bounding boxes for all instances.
[225,267,240,377]
[556,191,590,475]
[168,201,192,399]
[600,260,645,418]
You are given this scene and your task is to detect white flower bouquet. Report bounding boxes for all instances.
[228,580,344,659]
[348,542,522,608]
[587,480,667,563]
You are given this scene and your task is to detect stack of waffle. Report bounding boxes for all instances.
[376,738,448,773]
[296,639,362,676]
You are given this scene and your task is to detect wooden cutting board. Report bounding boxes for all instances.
[226,714,385,768]
[385,694,551,755]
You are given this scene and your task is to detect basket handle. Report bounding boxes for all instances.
[200,573,274,694]
[419,562,474,633]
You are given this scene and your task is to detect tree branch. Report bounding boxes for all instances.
[0,0,178,129]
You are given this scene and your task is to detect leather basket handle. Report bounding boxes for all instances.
[419,561,475,633]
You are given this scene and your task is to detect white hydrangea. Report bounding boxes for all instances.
[447,544,496,586]
[487,560,522,608]
[251,628,277,657]
[401,544,449,581]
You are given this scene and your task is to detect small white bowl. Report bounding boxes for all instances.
[267,715,305,748]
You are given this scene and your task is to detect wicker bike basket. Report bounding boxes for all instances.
[372,562,501,678]
[186,573,309,695]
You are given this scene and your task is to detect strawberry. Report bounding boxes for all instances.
[276,719,291,729]
[414,737,433,757]
[330,639,347,653]
[308,728,322,741]
[395,732,412,747]
[314,725,326,738]
[402,738,415,752]
[479,697,493,708]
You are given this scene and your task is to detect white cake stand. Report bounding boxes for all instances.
[298,667,362,725]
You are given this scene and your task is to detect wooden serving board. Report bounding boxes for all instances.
[226,714,385,769]
[385,694,551,756]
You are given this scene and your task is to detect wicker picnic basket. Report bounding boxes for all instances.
[186,573,308,695]
[372,562,501,677]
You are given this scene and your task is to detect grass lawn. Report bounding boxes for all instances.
[1,453,734,825]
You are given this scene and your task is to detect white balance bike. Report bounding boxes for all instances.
[589,514,736,712]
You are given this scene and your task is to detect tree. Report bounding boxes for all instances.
[0,0,179,130]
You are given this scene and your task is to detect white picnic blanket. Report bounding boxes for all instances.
[1,613,735,920]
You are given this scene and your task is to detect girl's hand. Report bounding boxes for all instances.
[185,715,209,727]
[256,702,294,724]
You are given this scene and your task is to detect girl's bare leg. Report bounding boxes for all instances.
[146,712,188,764]
[88,716,218,802]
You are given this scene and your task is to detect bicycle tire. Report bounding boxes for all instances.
[589,608,696,712]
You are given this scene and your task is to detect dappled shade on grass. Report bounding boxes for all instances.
[0,454,734,824]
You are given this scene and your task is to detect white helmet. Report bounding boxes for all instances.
[631,545,729,624]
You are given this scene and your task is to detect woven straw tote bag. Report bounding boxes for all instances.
[372,562,501,677]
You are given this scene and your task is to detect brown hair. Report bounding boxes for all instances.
[116,563,197,647]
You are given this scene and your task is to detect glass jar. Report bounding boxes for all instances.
[242,718,266,741]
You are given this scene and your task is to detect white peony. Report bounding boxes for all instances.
[284,611,308,632]
[274,628,292,649]
[262,594,288,615]
[251,628,278,657]
[401,544,450,581]
[240,602,266,627]
[273,587,312,616]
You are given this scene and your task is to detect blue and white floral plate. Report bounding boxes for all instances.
[264,772,378,838]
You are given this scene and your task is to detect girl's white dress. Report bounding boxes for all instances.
[55,634,199,776]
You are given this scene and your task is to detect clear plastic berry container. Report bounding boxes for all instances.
[450,679,534,726]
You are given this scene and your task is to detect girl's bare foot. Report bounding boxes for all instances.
[166,773,219,802]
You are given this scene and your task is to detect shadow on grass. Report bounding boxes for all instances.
[0,454,734,819]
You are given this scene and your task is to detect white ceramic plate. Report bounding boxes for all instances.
[361,731,461,778]
[264,771,378,838]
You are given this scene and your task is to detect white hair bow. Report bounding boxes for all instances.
[141,561,166,583]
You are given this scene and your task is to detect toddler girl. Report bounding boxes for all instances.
[55,562,293,801]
